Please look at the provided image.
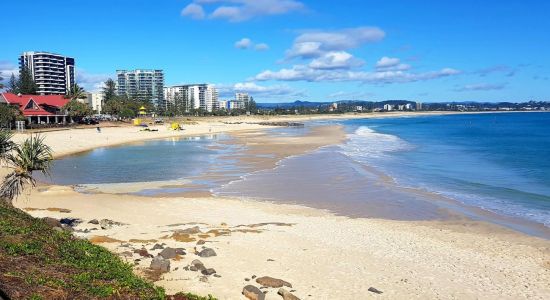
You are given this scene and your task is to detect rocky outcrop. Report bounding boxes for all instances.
[99,219,124,230]
[256,276,292,288]
[278,288,300,300]
[150,255,170,273]
[197,248,217,257]
[242,285,265,300]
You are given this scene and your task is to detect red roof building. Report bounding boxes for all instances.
[0,93,70,124]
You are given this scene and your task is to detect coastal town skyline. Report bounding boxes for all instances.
[1,0,550,103]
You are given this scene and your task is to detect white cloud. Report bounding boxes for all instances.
[217,82,304,98]
[375,56,411,71]
[235,38,269,51]
[308,51,364,70]
[0,61,19,77]
[254,64,460,84]
[456,83,506,91]
[181,3,206,19]
[183,0,305,22]
[235,38,252,49]
[76,69,112,92]
[254,43,270,51]
[286,27,385,59]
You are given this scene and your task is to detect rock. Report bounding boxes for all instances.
[368,287,383,294]
[59,218,82,227]
[120,251,133,257]
[245,278,250,281]
[150,255,170,273]
[242,285,265,300]
[134,248,153,258]
[197,248,217,257]
[43,217,62,227]
[267,259,275,262]
[175,226,202,235]
[99,219,124,230]
[189,259,205,271]
[175,248,186,255]
[213,274,221,278]
[278,288,300,300]
[256,276,292,288]
[199,276,208,283]
[159,247,177,259]
[196,239,206,245]
[252,275,257,279]
[201,268,216,276]
[88,219,99,225]
[151,243,164,250]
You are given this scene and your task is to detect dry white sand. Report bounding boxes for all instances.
[8,113,550,299]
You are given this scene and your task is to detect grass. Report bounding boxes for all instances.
[0,203,217,300]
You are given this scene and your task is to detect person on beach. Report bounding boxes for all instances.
[97,126,101,133]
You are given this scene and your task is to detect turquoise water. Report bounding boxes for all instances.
[338,112,550,227]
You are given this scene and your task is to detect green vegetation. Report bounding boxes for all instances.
[63,99,94,119]
[11,66,38,95]
[0,203,167,299]
[0,134,53,205]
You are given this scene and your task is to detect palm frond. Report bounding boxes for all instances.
[0,170,34,205]
[0,130,15,160]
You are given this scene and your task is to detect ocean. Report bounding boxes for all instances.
[41,112,550,237]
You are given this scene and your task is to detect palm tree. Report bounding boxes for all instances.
[67,83,87,101]
[0,130,15,160]
[0,134,52,205]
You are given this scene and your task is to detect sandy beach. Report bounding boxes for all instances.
[9,113,550,299]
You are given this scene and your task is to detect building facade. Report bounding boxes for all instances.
[116,70,165,108]
[84,92,104,113]
[164,84,219,113]
[1,92,70,124]
[19,51,75,95]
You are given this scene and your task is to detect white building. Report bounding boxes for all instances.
[83,92,104,113]
[116,69,165,108]
[383,104,393,111]
[20,51,75,95]
[229,100,245,110]
[164,84,219,113]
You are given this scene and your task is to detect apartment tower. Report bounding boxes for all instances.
[19,51,75,95]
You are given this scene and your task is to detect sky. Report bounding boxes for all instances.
[1,0,549,103]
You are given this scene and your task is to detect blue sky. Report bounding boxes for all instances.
[1,0,549,102]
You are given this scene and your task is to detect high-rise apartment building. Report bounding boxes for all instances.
[19,51,75,95]
[164,84,219,112]
[116,69,165,108]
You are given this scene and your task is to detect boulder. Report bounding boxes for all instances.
[42,217,62,228]
[368,287,383,294]
[134,248,153,258]
[242,285,265,300]
[176,226,202,235]
[159,247,177,259]
[88,219,99,225]
[197,248,217,257]
[256,276,292,288]
[201,268,216,276]
[175,248,186,255]
[150,255,170,273]
[196,239,206,245]
[59,218,82,227]
[278,288,300,300]
[151,244,164,250]
[189,259,205,272]
[99,219,124,230]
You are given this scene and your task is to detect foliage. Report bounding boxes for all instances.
[18,66,38,95]
[0,105,20,128]
[102,78,117,102]
[66,83,87,101]
[0,135,52,204]
[0,71,3,89]
[0,203,167,299]
[0,130,15,160]
[7,74,18,93]
[63,99,93,119]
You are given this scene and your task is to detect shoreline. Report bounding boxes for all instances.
[9,112,550,299]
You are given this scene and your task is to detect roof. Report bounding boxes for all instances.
[1,93,69,116]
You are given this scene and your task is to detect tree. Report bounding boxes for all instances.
[18,66,38,94]
[0,134,52,205]
[103,98,123,116]
[0,130,15,161]
[0,105,19,129]
[103,78,117,102]
[67,83,87,101]
[0,72,3,89]
[63,99,93,120]
[7,74,18,93]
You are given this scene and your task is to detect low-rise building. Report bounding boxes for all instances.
[1,92,70,124]
[84,92,104,113]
